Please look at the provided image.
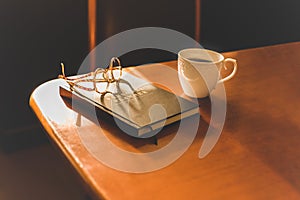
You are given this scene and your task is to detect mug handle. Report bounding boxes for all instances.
[218,58,238,83]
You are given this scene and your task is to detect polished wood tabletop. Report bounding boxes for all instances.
[30,42,300,200]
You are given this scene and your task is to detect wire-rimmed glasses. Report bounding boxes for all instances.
[58,57,123,95]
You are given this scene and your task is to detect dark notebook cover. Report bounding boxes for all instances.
[59,71,199,136]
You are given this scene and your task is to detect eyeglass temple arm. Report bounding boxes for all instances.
[58,63,66,79]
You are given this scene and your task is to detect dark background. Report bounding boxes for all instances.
[1,0,300,133]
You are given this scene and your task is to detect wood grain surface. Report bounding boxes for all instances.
[30,42,300,200]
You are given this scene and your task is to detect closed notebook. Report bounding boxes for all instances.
[59,71,199,136]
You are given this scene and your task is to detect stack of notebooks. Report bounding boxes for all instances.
[59,71,199,137]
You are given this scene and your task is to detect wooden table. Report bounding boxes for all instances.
[30,42,300,200]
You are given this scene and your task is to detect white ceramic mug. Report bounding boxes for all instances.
[178,48,237,98]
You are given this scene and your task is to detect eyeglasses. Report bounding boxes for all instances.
[59,57,123,95]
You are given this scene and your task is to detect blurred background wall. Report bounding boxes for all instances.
[0,0,299,140]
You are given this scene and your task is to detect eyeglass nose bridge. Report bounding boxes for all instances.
[103,66,122,83]
[103,57,122,82]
